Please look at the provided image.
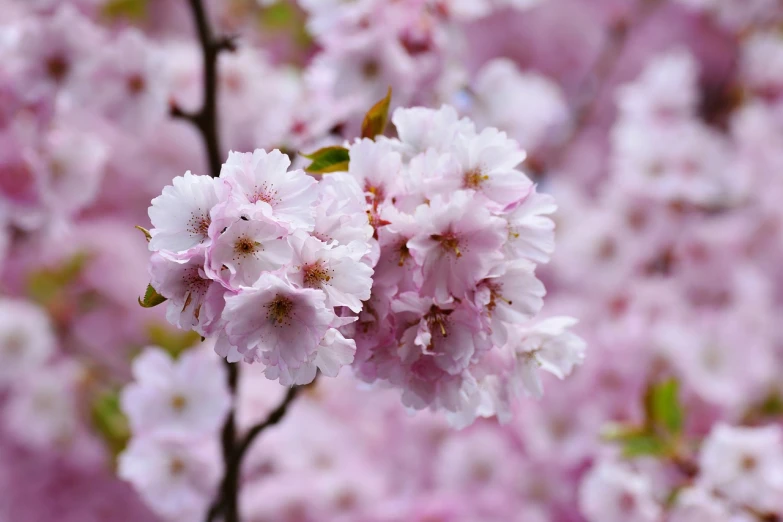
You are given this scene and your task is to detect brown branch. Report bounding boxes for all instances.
[171,0,235,180]
[205,380,313,522]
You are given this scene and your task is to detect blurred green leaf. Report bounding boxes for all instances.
[27,252,89,306]
[138,284,167,308]
[361,87,392,139]
[102,0,148,21]
[303,146,350,173]
[621,433,668,458]
[91,389,130,460]
[260,2,295,28]
[147,323,202,359]
[645,378,683,436]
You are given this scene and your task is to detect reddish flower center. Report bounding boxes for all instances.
[188,213,211,238]
[46,55,69,82]
[127,73,146,95]
[268,295,294,325]
[431,232,462,258]
[233,236,258,256]
[303,262,332,288]
[170,394,187,412]
[464,168,488,189]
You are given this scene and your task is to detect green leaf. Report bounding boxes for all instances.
[27,252,90,306]
[90,390,130,459]
[303,146,350,173]
[138,284,167,308]
[102,0,147,20]
[135,225,152,242]
[646,378,684,436]
[621,433,669,458]
[147,323,202,359]
[260,2,295,29]
[361,87,392,139]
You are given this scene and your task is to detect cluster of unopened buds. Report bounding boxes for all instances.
[144,101,585,425]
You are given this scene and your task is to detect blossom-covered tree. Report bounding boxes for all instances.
[2,0,783,521]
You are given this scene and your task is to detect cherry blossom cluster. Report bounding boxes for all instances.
[4,0,783,520]
[147,149,374,386]
[337,105,585,425]
[118,347,230,521]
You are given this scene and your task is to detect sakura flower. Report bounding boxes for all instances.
[408,190,506,303]
[398,148,463,212]
[12,4,101,100]
[433,425,522,495]
[669,488,737,522]
[118,436,222,521]
[120,347,231,438]
[0,299,56,386]
[206,216,292,289]
[509,316,586,399]
[149,250,227,336]
[287,233,374,313]
[148,171,227,256]
[698,424,783,514]
[80,29,168,131]
[222,273,354,385]
[472,58,569,152]
[3,362,83,452]
[347,138,403,207]
[616,50,699,124]
[40,123,108,218]
[393,292,489,376]
[391,105,475,157]
[502,188,556,263]
[219,149,317,231]
[579,460,662,522]
[453,127,533,210]
[311,172,374,249]
[741,31,783,100]
[476,260,546,345]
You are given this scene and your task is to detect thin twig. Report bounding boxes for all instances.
[170,0,234,180]
[206,380,313,521]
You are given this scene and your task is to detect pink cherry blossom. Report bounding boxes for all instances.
[0,299,55,386]
[148,171,227,256]
[219,149,317,231]
[579,460,662,522]
[149,249,227,336]
[121,347,231,438]
[698,424,783,514]
[118,436,222,521]
[206,215,292,289]
[408,189,506,303]
[222,273,354,385]
[287,233,374,313]
[509,316,586,399]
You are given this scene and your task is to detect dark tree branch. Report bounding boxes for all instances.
[235,383,303,462]
[173,0,235,180]
[206,380,314,522]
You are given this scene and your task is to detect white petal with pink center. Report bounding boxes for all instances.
[148,171,226,256]
[408,190,506,304]
[222,273,345,385]
[121,347,231,438]
[206,216,292,288]
[287,233,373,313]
[219,149,317,231]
